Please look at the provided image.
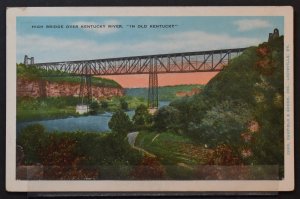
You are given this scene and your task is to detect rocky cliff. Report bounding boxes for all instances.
[17,78,124,98]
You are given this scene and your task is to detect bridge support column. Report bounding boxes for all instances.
[79,75,92,106]
[148,58,158,109]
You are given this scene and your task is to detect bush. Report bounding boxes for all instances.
[89,101,100,115]
[108,110,133,135]
[131,156,166,180]
[120,98,129,110]
[188,100,252,150]
[132,104,152,130]
[17,124,46,164]
[100,100,109,109]
[153,106,180,132]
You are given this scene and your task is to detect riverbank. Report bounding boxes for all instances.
[17,96,146,122]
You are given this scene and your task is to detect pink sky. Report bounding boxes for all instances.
[100,72,218,88]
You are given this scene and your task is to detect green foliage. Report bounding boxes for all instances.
[100,100,109,109]
[17,95,147,121]
[17,96,79,121]
[108,110,133,135]
[169,97,194,133]
[89,101,100,115]
[132,104,152,130]
[158,37,284,174]
[188,100,252,150]
[17,125,143,179]
[17,64,121,88]
[119,98,129,110]
[153,106,180,132]
[135,131,213,179]
[17,124,46,164]
[126,84,204,101]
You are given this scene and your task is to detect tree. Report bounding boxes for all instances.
[89,101,100,115]
[108,110,133,134]
[189,100,252,150]
[120,98,129,110]
[100,100,109,109]
[17,124,46,164]
[132,104,152,130]
[153,106,180,132]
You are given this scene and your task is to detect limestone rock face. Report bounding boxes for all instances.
[17,78,124,98]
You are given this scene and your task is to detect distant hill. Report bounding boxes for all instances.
[125,84,204,101]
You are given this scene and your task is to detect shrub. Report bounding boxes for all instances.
[108,110,133,135]
[120,98,129,110]
[39,133,99,180]
[188,100,252,150]
[17,124,46,164]
[100,100,109,109]
[89,101,100,115]
[153,106,180,132]
[131,156,166,180]
[132,104,152,130]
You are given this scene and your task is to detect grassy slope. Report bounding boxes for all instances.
[135,131,212,179]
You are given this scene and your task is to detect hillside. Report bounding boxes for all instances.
[164,36,284,178]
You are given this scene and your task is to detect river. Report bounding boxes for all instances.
[17,101,170,133]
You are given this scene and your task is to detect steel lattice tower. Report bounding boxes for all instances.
[148,58,158,108]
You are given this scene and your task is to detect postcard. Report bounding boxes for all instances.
[6,6,294,192]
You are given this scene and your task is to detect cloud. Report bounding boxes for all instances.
[17,31,263,63]
[17,34,121,62]
[233,19,272,31]
[72,19,120,34]
[122,31,261,56]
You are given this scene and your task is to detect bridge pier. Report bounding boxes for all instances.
[148,58,158,109]
[78,75,92,114]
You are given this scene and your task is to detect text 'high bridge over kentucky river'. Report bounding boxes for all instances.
[24,47,245,109]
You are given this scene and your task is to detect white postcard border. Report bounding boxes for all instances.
[6,6,294,192]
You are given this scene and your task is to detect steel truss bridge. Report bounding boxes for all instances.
[24,47,246,108]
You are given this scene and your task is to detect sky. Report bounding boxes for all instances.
[16,16,284,87]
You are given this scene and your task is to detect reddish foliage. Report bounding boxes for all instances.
[255,59,274,75]
[255,44,275,75]
[195,144,249,180]
[207,144,241,166]
[40,136,98,180]
[131,156,166,180]
[256,44,270,57]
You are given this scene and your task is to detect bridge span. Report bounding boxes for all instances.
[24,47,246,108]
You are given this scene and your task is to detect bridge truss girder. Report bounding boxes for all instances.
[28,48,245,76]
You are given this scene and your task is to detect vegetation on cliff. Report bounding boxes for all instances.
[17,63,121,88]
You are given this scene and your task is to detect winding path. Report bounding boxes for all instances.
[127,132,156,157]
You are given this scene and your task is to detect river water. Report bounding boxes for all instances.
[17,101,170,133]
